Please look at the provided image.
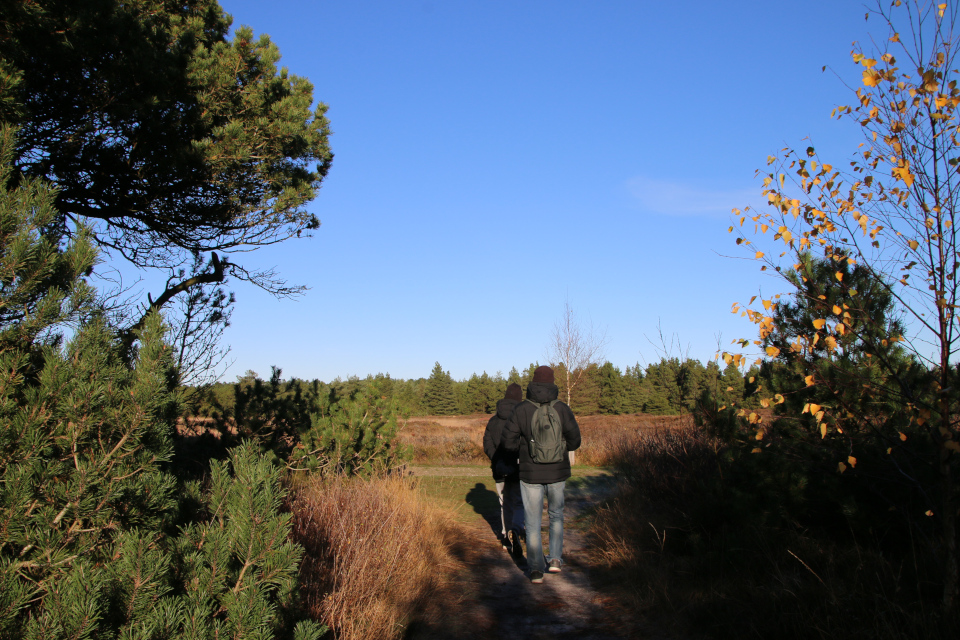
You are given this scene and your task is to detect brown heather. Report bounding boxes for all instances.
[397,412,693,466]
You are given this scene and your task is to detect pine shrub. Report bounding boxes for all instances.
[0,126,325,639]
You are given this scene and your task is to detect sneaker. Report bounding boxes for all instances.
[500,536,511,552]
[530,570,544,584]
[509,529,524,559]
[547,559,562,573]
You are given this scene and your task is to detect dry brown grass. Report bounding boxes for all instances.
[397,414,490,464]
[397,412,694,466]
[287,473,468,640]
[575,413,693,466]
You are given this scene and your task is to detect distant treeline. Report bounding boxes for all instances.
[192,358,763,418]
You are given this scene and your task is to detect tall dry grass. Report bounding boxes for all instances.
[287,474,465,640]
[397,415,488,464]
[575,413,693,466]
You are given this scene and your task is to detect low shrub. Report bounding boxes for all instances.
[584,427,951,639]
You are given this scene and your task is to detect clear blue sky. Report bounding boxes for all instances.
[209,0,875,382]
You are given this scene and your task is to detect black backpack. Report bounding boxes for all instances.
[526,399,566,464]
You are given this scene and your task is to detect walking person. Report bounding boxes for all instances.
[503,365,581,584]
[483,383,525,558]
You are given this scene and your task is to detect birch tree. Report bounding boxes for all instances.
[546,301,608,406]
[727,0,960,615]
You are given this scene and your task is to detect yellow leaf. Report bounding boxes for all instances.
[835,271,843,282]
[805,375,815,386]
[825,336,838,351]
[899,432,908,441]
[809,403,821,414]
[833,305,842,315]
[836,323,846,336]
[755,251,765,259]
[774,393,785,404]
[751,447,761,454]
[909,239,919,250]
[926,510,934,516]
[755,430,764,440]
[813,319,826,330]
[821,422,827,439]
[765,346,780,357]
[838,461,847,473]
[847,456,857,468]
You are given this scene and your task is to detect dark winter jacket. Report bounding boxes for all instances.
[482,398,521,481]
[502,382,581,485]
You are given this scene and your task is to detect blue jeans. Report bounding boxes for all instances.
[520,479,565,574]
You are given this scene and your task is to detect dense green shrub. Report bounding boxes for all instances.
[0,126,324,639]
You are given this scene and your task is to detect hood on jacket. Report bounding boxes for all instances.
[496,398,519,419]
[526,381,559,404]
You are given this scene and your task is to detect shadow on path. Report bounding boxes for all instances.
[465,482,502,540]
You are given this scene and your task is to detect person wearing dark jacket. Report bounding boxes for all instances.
[482,383,525,557]
[502,365,581,584]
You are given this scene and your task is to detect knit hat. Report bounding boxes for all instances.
[505,383,523,402]
[532,365,555,384]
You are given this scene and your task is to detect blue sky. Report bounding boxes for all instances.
[209,0,876,382]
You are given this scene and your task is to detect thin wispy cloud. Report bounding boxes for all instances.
[627,176,759,217]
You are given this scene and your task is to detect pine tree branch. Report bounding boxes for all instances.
[120,252,224,350]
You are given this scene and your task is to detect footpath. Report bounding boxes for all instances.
[407,467,678,640]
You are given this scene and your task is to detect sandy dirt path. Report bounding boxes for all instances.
[407,468,676,640]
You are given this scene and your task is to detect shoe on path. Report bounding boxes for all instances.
[530,570,544,584]
[547,559,562,573]
[500,536,511,552]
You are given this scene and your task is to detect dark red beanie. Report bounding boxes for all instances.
[505,383,522,402]
[532,365,555,384]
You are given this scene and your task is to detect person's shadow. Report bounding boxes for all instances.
[464,482,502,539]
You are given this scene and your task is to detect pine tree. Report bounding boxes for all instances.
[423,362,457,415]
[722,361,746,406]
[0,126,324,639]
[1,0,333,383]
[570,363,601,415]
[621,364,645,413]
[598,362,625,414]
[295,388,408,476]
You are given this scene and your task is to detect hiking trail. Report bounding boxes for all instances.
[408,467,679,640]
